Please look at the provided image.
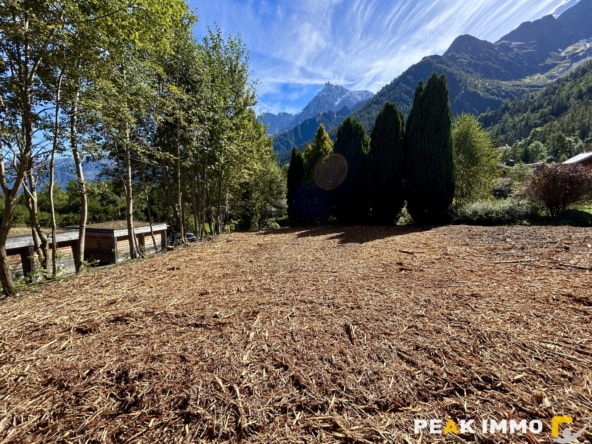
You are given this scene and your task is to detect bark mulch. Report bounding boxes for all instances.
[0,225,591,443]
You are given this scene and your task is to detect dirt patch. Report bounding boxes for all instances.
[0,225,591,443]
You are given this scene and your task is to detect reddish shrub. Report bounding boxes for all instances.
[525,164,592,218]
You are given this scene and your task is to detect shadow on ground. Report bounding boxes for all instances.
[259,225,434,244]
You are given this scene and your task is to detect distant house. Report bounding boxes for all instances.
[84,222,167,265]
[563,151,592,168]
[6,230,79,278]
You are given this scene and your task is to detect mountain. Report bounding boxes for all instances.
[260,83,372,135]
[259,112,294,135]
[297,83,373,123]
[349,0,592,132]
[480,59,592,148]
[38,158,111,190]
[272,108,353,164]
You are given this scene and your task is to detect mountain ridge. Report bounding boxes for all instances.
[269,0,592,163]
[349,0,592,131]
[259,83,372,135]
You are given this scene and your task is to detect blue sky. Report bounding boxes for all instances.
[188,0,578,115]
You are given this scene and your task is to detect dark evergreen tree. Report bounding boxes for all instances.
[287,147,305,225]
[331,118,370,223]
[304,124,333,179]
[368,102,406,225]
[405,74,455,224]
[293,124,333,224]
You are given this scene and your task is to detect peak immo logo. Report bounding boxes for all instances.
[414,416,590,442]
[552,416,590,444]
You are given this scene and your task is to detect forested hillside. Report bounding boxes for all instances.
[481,60,592,155]
[347,0,592,133]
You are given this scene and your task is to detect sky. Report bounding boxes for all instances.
[188,0,579,115]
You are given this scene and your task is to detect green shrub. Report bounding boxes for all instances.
[491,177,513,199]
[261,219,280,230]
[396,205,414,226]
[274,216,290,227]
[452,199,539,225]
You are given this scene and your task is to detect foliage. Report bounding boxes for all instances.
[525,164,592,218]
[482,60,592,153]
[272,109,350,165]
[0,1,280,294]
[231,151,286,231]
[287,124,334,225]
[331,118,370,224]
[452,199,538,225]
[405,74,455,224]
[491,164,534,200]
[287,148,305,225]
[304,124,333,179]
[368,102,406,225]
[491,177,513,199]
[453,114,499,204]
[506,163,535,186]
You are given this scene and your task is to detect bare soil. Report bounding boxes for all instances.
[0,225,591,443]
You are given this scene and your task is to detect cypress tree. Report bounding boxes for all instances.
[332,117,370,224]
[298,124,333,224]
[304,124,333,179]
[405,74,455,224]
[369,102,406,225]
[287,147,305,225]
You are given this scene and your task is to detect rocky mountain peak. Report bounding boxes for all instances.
[259,83,373,135]
[297,83,373,124]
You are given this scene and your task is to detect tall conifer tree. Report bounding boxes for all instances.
[369,102,406,225]
[287,147,305,225]
[297,124,333,224]
[405,74,455,224]
[304,124,333,179]
[332,118,370,224]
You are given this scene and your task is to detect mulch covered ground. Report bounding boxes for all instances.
[0,225,591,443]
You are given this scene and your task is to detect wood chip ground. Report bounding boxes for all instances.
[0,225,591,443]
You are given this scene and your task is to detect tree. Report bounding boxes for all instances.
[522,141,546,164]
[548,132,573,162]
[287,148,305,225]
[332,117,370,224]
[298,124,333,223]
[525,164,592,218]
[452,113,499,204]
[0,0,65,294]
[232,150,286,231]
[369,102,406,225]
[1,1,281,293]
[304,124,333,179]
[405,74,455,224]
[94,0,192,258]
[196,26,258,235]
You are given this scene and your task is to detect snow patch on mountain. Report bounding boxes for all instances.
[259,83,373,135]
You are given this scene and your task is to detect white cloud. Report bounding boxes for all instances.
[189,0,573,114]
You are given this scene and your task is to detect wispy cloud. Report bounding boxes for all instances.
[189,0,574,114]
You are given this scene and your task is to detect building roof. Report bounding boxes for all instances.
[563,151,592,164]
[83,222,167,238]
[6,230,79,251]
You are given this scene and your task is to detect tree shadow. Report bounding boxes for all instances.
[259,224,434,244]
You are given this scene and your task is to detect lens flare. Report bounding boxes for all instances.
[314,154,348,191]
